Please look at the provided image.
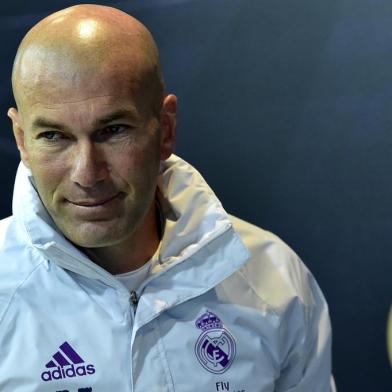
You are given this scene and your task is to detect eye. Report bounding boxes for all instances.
[37,131,66,141]
[95,124,131,142]
[105,125,127,135]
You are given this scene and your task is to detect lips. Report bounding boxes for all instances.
[67,193,120,207]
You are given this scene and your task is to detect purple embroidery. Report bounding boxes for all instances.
[41,341,96,382]
[46,341,85,368]
[60,341,85,364]
[195,311,236,374]
[52,351,71,367]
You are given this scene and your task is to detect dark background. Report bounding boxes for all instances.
[0,1,391,390]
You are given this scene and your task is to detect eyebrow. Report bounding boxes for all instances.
[94,109,139,127]
[30,108,139,132]
[31,118,65,131]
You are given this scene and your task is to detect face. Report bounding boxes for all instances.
[9,67,176,249]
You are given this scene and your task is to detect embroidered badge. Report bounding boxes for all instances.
[194,311,236,374]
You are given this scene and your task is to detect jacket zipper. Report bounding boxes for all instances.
[130,290,139,314]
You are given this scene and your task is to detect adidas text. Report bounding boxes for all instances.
[41,364,96,382]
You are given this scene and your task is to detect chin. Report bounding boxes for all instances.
[71,236,120,249]
[62,221,132,249]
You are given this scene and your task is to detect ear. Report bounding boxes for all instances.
[7,107,30,167]
[159,94,177,160]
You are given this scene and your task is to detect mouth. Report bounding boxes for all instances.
[67,193,120,207]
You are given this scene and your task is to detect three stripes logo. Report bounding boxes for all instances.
[41,341,96,382]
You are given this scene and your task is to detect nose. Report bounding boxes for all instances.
[70,140,108,188]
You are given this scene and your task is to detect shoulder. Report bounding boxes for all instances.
[0,215,44,325]
[227,216,333,389]
[229,214,295,263]
[228,214,325,315]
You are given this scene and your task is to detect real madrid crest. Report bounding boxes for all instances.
[194,311,236,374]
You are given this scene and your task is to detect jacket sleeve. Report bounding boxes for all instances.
[275,259,334,392]
[229,217,335,391]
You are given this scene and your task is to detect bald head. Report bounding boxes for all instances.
[12,4,164,117]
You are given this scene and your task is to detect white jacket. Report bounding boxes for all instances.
[0,155,333,392]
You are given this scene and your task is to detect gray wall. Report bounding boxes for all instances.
[1,1,391,390]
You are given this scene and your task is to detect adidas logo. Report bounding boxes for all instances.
[41,341,95,382]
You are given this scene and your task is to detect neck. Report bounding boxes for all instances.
[82,202,160,275]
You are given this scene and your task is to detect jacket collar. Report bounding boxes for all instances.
[134,156,250,327]
[12,162,123,290]
[13,156,250,316]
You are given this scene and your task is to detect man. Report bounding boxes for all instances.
[0,4,334,391]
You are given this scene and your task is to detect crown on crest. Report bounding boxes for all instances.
[196,311,223,331]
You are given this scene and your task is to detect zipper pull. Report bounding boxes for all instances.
[130,290,139,313]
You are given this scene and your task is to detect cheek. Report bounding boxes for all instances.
[112,134,161,177]
[113,152,159,190]
[117,157,159,201]
[28,153,65,197]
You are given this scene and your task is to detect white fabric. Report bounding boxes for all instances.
[0,155,334,391]
[115,260,152,292]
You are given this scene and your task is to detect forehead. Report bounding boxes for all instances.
[28,99,141,133]
[24,64,141,104]
[16,44,150,119]
[19,74,149,130]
